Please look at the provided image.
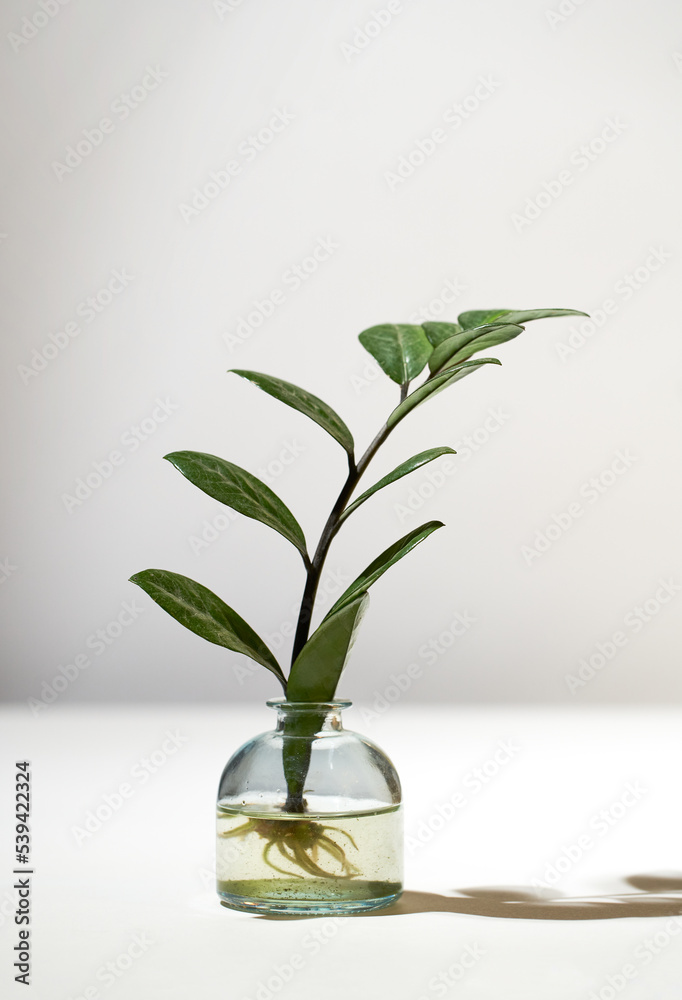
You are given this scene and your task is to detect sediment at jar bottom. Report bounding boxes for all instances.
[217,878,402,903]
[216,804,403,897]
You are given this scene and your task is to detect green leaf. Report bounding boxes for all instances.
[358,323,433,384]
[386,359,501,430]
[229,369,354,455]
[164,451,308,561]
[457,309,510,330]
[327,521,444,617]
[129,569,285,688]
[495,308,589,325]
[429,324,523,374]
[287,593,369,701]
[339,447,456,523]
[422,322,463,347]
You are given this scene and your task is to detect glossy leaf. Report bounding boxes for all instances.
[386,359,501,429]
[229,369,354,455]
[422,322,463,348]
[358,323,433,384]
[287,593,369,701]
[164,451,308,560]
[129,568,285,687]
[428,324,523,374]
[495,308,589,325]
[457,309,510,330]
[339,447,456,523]
[327,521,444,617]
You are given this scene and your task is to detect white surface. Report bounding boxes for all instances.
[2,0,682,704]
[2,704,682,999]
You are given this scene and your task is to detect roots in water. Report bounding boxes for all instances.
[219,817,360,879]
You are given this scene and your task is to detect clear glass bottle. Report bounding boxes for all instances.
[216,700,403,915]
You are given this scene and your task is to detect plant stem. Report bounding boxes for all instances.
[283,420,396,815]
[284,376,441,813]
[290,374,429,665]
[290,421,395,665]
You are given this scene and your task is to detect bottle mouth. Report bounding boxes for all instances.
[266,699,352,711]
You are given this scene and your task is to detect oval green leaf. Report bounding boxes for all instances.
[164,451,308,561]
[339,447,456,523]
[429,324,523,374]
[129,568,285,688]
[386,359,501,430]
[327,520,444,617]
[229,369,354,455]
[495,308,589,325]
[358,323,433,384]
[422,322,463,347]
[287,593,369,701]
[457,309,510,330]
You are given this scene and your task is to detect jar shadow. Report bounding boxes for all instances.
[252,873,682,921]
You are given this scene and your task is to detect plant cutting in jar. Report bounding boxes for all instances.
[130,305,586,914]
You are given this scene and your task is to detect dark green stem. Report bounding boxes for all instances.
[282,709,326,813]
[290,422,395,664]
[284,379,420,813]
[290,374,428,665]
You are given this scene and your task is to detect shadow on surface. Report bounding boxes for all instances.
[361,880,682,920]
[251,874,682,921]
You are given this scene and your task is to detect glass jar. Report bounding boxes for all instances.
[216,700,403,915]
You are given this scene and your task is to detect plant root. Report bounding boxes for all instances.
[219,815,359,880]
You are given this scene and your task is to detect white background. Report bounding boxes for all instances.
[2,0,682,707]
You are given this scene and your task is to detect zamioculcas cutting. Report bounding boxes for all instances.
[130,305,586,915]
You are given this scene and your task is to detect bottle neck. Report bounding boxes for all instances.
[267,700,351,733]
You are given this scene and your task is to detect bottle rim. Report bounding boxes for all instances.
[266,698,352,711]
